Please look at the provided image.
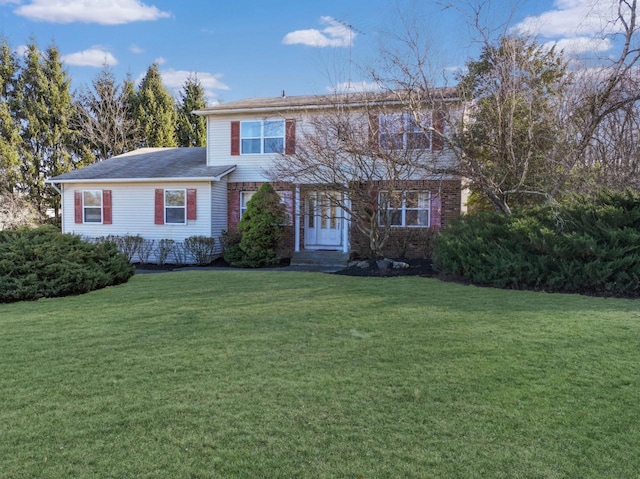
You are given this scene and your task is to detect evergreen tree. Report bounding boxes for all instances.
[133,63,177,147]
[0,38,20,193]
[176,74,207,147]
[14,39,77,216]
[231,183,286,267]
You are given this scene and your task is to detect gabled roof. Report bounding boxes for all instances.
[48,148,236,183]
[194,88,459,116]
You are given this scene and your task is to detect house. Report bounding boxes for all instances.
[47,90,464,264]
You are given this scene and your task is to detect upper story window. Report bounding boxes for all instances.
[241,120,285,154]
[165,189,186,224]
[379,112,431,150]
[83,190,103,223]
[379,190,431,227]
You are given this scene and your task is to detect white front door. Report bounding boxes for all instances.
[304,191,343,248]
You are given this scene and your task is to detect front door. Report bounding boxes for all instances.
[304,191,343,248]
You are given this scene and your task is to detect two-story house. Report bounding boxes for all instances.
[47,90,464,263]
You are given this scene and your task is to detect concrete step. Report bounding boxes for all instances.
[290,250,349,268]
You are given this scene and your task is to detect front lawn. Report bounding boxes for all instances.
[1,271,639,478]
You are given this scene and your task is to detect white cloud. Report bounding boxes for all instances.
[14,45,28,57]
[61,48,117,67]
[329,80,382,93]
[0,0,20,5]
[283,16,354,48]
[154,57,166,65]
[14,0,171,25]
[129,44,144,54]
[513,0,618,38]
[544,36,612,55]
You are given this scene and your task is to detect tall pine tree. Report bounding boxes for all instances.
[176,74,207,147]
[14,39,77,216]
[0,38,21,193]
[133,63,177,147]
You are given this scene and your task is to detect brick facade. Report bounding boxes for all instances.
[228,178,462,260]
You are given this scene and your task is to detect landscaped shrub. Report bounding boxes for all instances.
[433,190,640,296]
[183,235,218,265]
[0,225,134,303]
[156,239,175,266]
[107,234,144,262]
[225,183,287,267]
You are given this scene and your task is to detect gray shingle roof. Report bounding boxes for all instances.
[48,148,235,182]
[194,88,459,115]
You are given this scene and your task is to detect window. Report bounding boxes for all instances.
[240,191,255,218]
[379,191,430,227]
[165,189,186,224]
[379,113,431,150]
[83,190,102,223]
[241,120,285,154]
[75,190,111,225]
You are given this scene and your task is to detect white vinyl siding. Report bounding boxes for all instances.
[210,178,228,240]
[207,115,290,182]
[61,182,213,242]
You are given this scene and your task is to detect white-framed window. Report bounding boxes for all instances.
[379,191,431,227]
[165,189,186,224]
[379,112,431,150]
[241,120,285,154]
[83,190,102,223]
[240,191,255,218]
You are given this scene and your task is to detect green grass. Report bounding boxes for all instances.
[1,271,639,478]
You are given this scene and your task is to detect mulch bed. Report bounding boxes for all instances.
[333,258,435,277]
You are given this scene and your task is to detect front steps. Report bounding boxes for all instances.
[289,250,349,270]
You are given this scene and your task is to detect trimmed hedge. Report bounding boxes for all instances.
[433,190,640,296]
[0,226,134,303]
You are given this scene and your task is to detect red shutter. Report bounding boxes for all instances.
[285,119,296,155]
[430,195,442,227]
[74,191,83,224]
[187,188,197,220]
[102,190,112,224]
[154,189,164,225]
[432,109,445,151]
[231,121,240,156]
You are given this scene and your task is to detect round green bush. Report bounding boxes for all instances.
[433,190,640,296]
[0,225,135,302]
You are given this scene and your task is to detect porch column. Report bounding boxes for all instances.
[294,185,301,253]
[342,191,350,253]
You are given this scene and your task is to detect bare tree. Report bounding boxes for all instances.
[74,65,140,162]
[268,92,449,256]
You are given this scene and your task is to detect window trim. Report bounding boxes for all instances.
[82,190,103,224]
[164,188,186,225]
[378,190,431,228]
[240,120,285,155]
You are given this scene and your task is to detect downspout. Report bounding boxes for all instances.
[294,185,301,253]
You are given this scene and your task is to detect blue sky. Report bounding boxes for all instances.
[0,0,622,105]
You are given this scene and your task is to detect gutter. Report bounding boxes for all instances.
[44,167,237,185]
[193,96,459,117]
